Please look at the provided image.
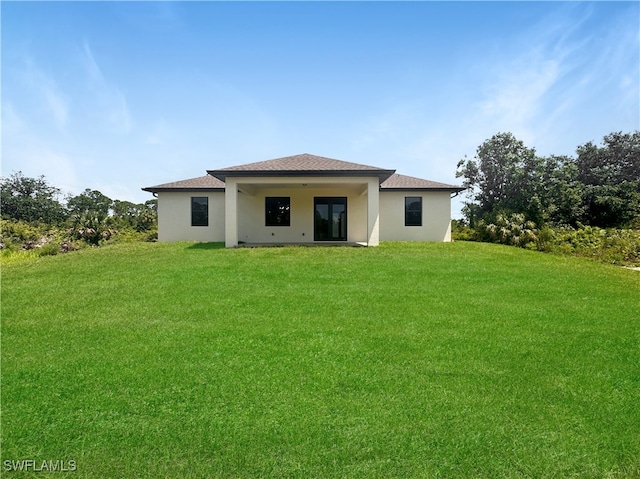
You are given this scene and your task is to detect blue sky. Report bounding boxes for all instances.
[2,1,638,216]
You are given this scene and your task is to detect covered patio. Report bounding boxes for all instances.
[220,176,383,248]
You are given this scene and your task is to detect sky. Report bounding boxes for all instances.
[2,1,639,217]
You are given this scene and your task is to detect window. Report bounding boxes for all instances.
[191,197,209,226]
[265,197,290,226]
[405,196,422,226]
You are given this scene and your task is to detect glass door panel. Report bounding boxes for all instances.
[314,197,347,241]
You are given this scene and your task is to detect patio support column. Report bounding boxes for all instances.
[367,178,380,246]
[225,178,238,248]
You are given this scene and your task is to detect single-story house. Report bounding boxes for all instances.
[142,153,464,247]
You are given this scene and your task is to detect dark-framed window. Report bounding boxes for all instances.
[405,196,422,226]
[265,197,290,226]
[191,196,209,227]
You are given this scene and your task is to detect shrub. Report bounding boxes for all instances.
[478,213,539,248]
[533,226,639,266]
[600,229,640,265]
[108,227,158,244]
[451,220,476,241]
[68,213,117,245]
[536,226,556,252]
[36,242,60,257]
[453,220,640,267]
[0,219,48,243]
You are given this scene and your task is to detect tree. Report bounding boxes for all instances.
[456,132,544,224]
[604,131,640,182]
[540,155,584,227]
[66,189,113,217]
[457,131,639,228]
[112,199,157,231]
[577,131,640,186]
[576,131,640,227]
[0,171,66,224]
[69,211,115,245]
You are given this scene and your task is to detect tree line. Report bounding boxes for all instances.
[454,131,639,266]
[456,131,639,229]
[1,172,156,253]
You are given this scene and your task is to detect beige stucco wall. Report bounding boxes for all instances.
[156,191,225,242]
[156,183,453,244]
[236,185,369,244]
[379,191,452,242]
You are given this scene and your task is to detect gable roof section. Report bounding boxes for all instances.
[142,175,225,193]
[207,153,396,183]
[381,173,465,192]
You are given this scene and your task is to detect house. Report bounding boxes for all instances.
[142,153,464,247]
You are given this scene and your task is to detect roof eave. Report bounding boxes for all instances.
[141,187,225,193]
[381,187,466,192]
[207,169,396,183]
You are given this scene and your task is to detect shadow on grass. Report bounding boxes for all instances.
[186,242,226,251]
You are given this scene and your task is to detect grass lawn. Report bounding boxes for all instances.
[2,241,639,478]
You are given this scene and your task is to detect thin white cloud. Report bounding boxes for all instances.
[1,102,25,136]
[346,2,638,201]
[44,88,69,130]
[476,56,561,145]
[467,8,588,145]
[459,2,639,158]
[19,58,69,131]
[592,13,640,117]
[82,40,133,135]
[145,135,163,146]
[143,119,170,145]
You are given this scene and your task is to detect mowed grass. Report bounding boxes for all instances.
[2,242,639,478]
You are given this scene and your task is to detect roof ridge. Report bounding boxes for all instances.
[212,153,390,172]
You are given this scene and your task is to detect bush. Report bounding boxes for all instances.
[554,227,640,266]
[36,242,60,257]
[536,227,556,252]
[108,226,158,244]
[68,213,117,245]
[451,220,476,241]
[456,221,640,267]
[1,219,48,243]
[477,213,539,248]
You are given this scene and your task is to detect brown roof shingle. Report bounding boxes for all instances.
[142,175,225,193]
[208,153,395,182]
[142,154,464,193]
[381,173,464,191]
[212,153,387,172]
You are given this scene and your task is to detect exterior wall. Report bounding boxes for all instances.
[237,185,368,244]
[379,191,453,242]
[155,183,454,244]
[156,191,225,242]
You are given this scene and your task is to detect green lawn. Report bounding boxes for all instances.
[2,242,639,478]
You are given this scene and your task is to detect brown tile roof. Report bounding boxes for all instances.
[142,175,225,193]
[142,155,464,193]
[381,173,465,191]
[208,153,395,182]
[213,153,387,171]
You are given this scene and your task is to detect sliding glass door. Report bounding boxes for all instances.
[314,197,347,241]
